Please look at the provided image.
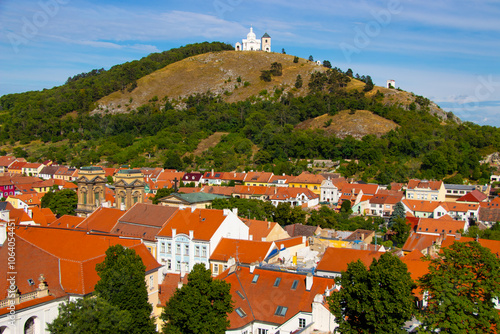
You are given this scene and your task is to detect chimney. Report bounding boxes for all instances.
[250,262,257,274]
[189,230,194,239]
[249,234,253,241]
[172,228,176,239]
[267,219,270,229]
[232,208,238,216]
[223,209,230,216]
[455,232,461,240]
[306,273,313,291]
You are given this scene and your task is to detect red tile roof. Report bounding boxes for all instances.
[289,171,325,185]
[316,247,383,274]
[221,267,334,330]
[210,238,275,264]
[76,207,125,232]
[416,218,466,236]
[268,187,319,201]
[457,189,488,203]
[0,155,16,167]
[157,208,229,241]
[157,273,189,307]
[199,186,235,196]
[157,170,185,182]
[402,232,440,253]
[407,179,443,191]
[243,172,273,184]
[400,250,429,299]
[274,236,306,249]
[49,215,85,229]
[403,199,441,213]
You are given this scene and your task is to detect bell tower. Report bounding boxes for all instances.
[261,32,271,52]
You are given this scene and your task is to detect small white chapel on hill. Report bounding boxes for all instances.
[235,27,271,52]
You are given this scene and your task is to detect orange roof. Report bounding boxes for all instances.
[222,267,334,330]
[8,160,27,170]
[369,193,403,205]
[63,181,78,189]
[157,208,229,241]
[416,218,466,236]
[289,171,325,185]
[268,187,319,201]
[457,189,488,203]
[243,218,280,241]
[316,247,383,273]
[403,199,441,213]
[480,197,500,208]
[349,183,379,195]
[75,207,125,232]
[105,187,115,204]
[0,155,16,167]
[401,250,429,299]
[30,206,56,226]
[157,170,185,182]
[274,236,306,249]
[8,207,33,224]
[11,192,45,206]
[402,232,440,253]
[221,172,247,182]
[441,236,500,256]
[2,226,160,298]
[243,172,273,184]
[200,186,235,196]
[158,273,189,307]
[23,162,43,169]
[440,202,479,213]
[268,174,291,185]
[210,238,275,264]
[49,215,85,229]
[407,179,443,191]
[233,185,275,196]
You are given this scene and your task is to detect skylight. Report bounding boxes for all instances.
[291,280,299,290]
[251,274,260,283]
[273,277,281,287]
[236,290,245,300]
[275,306,288,316]
[235,308,247,318]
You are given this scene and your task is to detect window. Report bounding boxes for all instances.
[251,274,260,283]
[167,243,171,253]
[299,318,306,328]
[176,244,181,255]
[161,242,166,253]
[176,261,181,271]
[235,307,247,318]
[258,329,268,334]
[291,280,299,290]
[274,306,288,316]
[167,259,172,270]
[223,265,228,272]
[273,277,281,287]
[213,264,219,274]
[149,275,154,290]
[195,245,200,257]
[236,290,245,300]
[202,246,207,258]
[184,244,189,255]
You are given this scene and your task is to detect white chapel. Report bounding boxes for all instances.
[235,27,271,52]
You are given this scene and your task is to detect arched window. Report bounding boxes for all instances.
[24,316,37,334]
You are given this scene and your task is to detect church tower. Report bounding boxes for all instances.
[76,166,107,217]
[114,169,145,211]
[261,32,271,52]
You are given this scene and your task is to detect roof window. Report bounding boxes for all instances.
[291,280,299,290]
[273,277,281,287]
[251,274,260,284]
[235,308,247,318]
[275,306,288,316]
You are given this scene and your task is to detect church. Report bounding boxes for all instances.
[235,27,271,52]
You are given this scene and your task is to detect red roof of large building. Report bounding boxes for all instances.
[316,247,383,274]
[157,208,230,241]
[75,207,125,232]
[289,171,325,185]
[221,266,334,330]
[407,179,443,190]
[416,218,466,236]
[210,238,275,264]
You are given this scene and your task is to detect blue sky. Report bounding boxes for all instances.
[1,0,499,126]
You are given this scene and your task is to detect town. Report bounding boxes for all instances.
[1,155,499,333]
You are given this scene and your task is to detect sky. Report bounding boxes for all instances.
[0,0,499,126]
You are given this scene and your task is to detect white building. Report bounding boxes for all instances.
[235,27,271,52]
[156,208,249,277]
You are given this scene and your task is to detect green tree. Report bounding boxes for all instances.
[94,245,156,334]
[270,62,283,76]
[390,217,411,247]
[418,241,500,333]
[295,74,303,89]
[152,187,175,205]
[340,200,352,214]
[346,68,353,77]
[164,152,183,170]
[388,202,406,228]
[161,263,233,334]
[41,189,77,217]
[328,252,416,333]
[47,297,132,334]
[323,60,332,68]
[260,70,272,82]
[293,56,299,63]
[308,55,314,61]
[363,75,374,91]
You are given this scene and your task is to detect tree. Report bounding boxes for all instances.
[295,74,303,89]
[308,55,314,61]
[340,200,352,214]
[260,70,272,82]
[293,56,299,63]
[94,245,156,334]
[164,152,183,170]
[270,62,282,76]
[281,48,286,54]
[346,68,353,77]
[41,189,77,217]
[363,75,374,91]
[418,241,500,333]
[161,263,233,334]
[328,252,416,333]
[323,60,332,68]
[390,217,411,247]
[388,202,406,228]
[152,187,175,205]
[48,297,132,334]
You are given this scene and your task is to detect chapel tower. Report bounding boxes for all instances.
[261,32,271,52]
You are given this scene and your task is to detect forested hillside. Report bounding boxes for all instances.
[0,44,498,184]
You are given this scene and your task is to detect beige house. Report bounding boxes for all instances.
[406,179,445,202]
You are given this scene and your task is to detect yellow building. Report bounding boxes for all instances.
[288,171,325,195]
